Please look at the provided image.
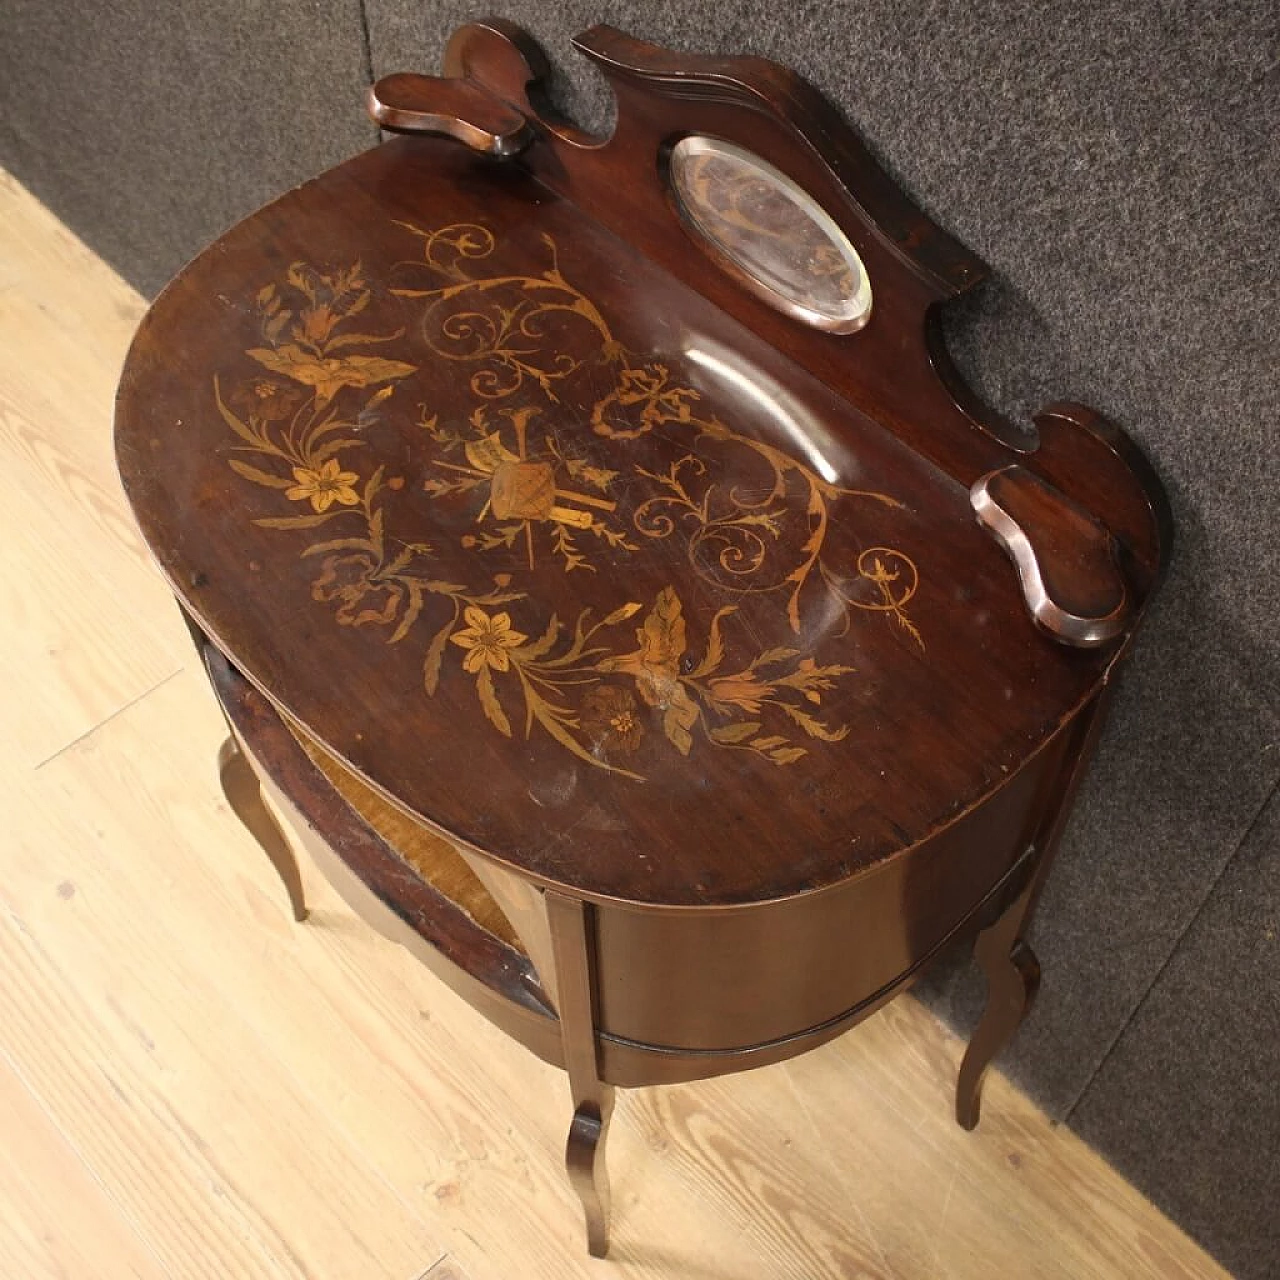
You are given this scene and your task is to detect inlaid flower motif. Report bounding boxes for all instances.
[230,377,305,422]
[285,459,361,512]
[449,607,528,674]
[311,552,405,627]
[707,672,769,715]
[624,585,686,707]
[298,304,340,348]
[581,686,644,754]
[213,234,911,781]
[600,587,700,754]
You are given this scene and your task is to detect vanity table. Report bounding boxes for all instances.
[114,21,1170,1258]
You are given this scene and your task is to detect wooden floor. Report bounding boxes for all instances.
[0,168,1229,1280]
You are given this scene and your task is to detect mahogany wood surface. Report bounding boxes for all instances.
[204,642,565,1063]
[547,891,615,1257]
[216,734,309,922]
[0,154,1225,1277]
[368,72,533,156]
[113,21,1173,1258]
[114,23,1169,912]
[972,466,1130,647]
[206,636,1053,1087]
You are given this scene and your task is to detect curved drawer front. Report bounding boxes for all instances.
[591,717,1072,1053]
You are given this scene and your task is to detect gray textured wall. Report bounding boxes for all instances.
[3,3,1275,1276]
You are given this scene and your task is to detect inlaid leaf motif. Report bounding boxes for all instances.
[422,617,455,696]
[520,614,562,662]
[709,721,762,745]
[212,232,927,782]
[600,602,642,627]
[654,694,693,755]
[215,379,272,451]
[253,510,354,530]
[389,580,426,644]
[228,459,295,489]
[475,664,512,737]
[690,606,737,678]
[779,703,850,742]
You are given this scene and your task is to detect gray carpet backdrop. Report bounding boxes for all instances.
[3,2,1275,1275]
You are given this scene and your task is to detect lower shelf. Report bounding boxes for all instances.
[284,717,523,951]
[201,640,1041,1090]
[203,643,566,1067]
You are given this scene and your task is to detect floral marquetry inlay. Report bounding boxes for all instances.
[213,223,923,779]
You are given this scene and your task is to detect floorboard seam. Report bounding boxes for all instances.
[0,1028,176,1278]
[414,1252,452,1280]
[1063,772,1280,1125]
[31,666,186,771]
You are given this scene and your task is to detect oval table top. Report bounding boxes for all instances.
[116,135,1147,908]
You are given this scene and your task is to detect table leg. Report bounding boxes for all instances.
[955,879,1041,1130]
[954,684,1113,1129]
[546,890,615,1257]
[217,735,309,923]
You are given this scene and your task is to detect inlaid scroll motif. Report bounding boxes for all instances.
[211,227,925,779]
[593,368,920,643]
[391,222,616,402]
[395,224,921,641]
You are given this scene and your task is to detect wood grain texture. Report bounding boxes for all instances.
[0,171,187,767]
[369,72,533,154]
[113,47,1169,909]
[287,716,520,946]
[218,733,310,921]
[0,1054,167,1280]
[971,465,1130,646]
[0,167,1225,1280]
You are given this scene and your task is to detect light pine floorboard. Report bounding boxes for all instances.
[0,167,1230,1279]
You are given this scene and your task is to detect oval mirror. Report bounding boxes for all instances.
[669,135,872,332]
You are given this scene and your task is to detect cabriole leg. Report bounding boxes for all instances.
[217,735,309,923]
[955,880,1040,1130]
[955,687,1113,1130]
[546,890,615,1257]
[566,1090,616,1257]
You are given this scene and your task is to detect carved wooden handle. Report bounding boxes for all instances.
[971,465,1130,647]
[367,73,532,157]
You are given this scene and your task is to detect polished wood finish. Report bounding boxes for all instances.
[369,72,533,156]
[204,642,565,1067]
[216,734,309,922]
[111,23,1172,1257]
[957,880,1042,1132]
[972,466,1130,646]
[1,166,1226,1279]
[547,892,615,1257]
[287,717,521,947]
[957,685,1115,1128]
